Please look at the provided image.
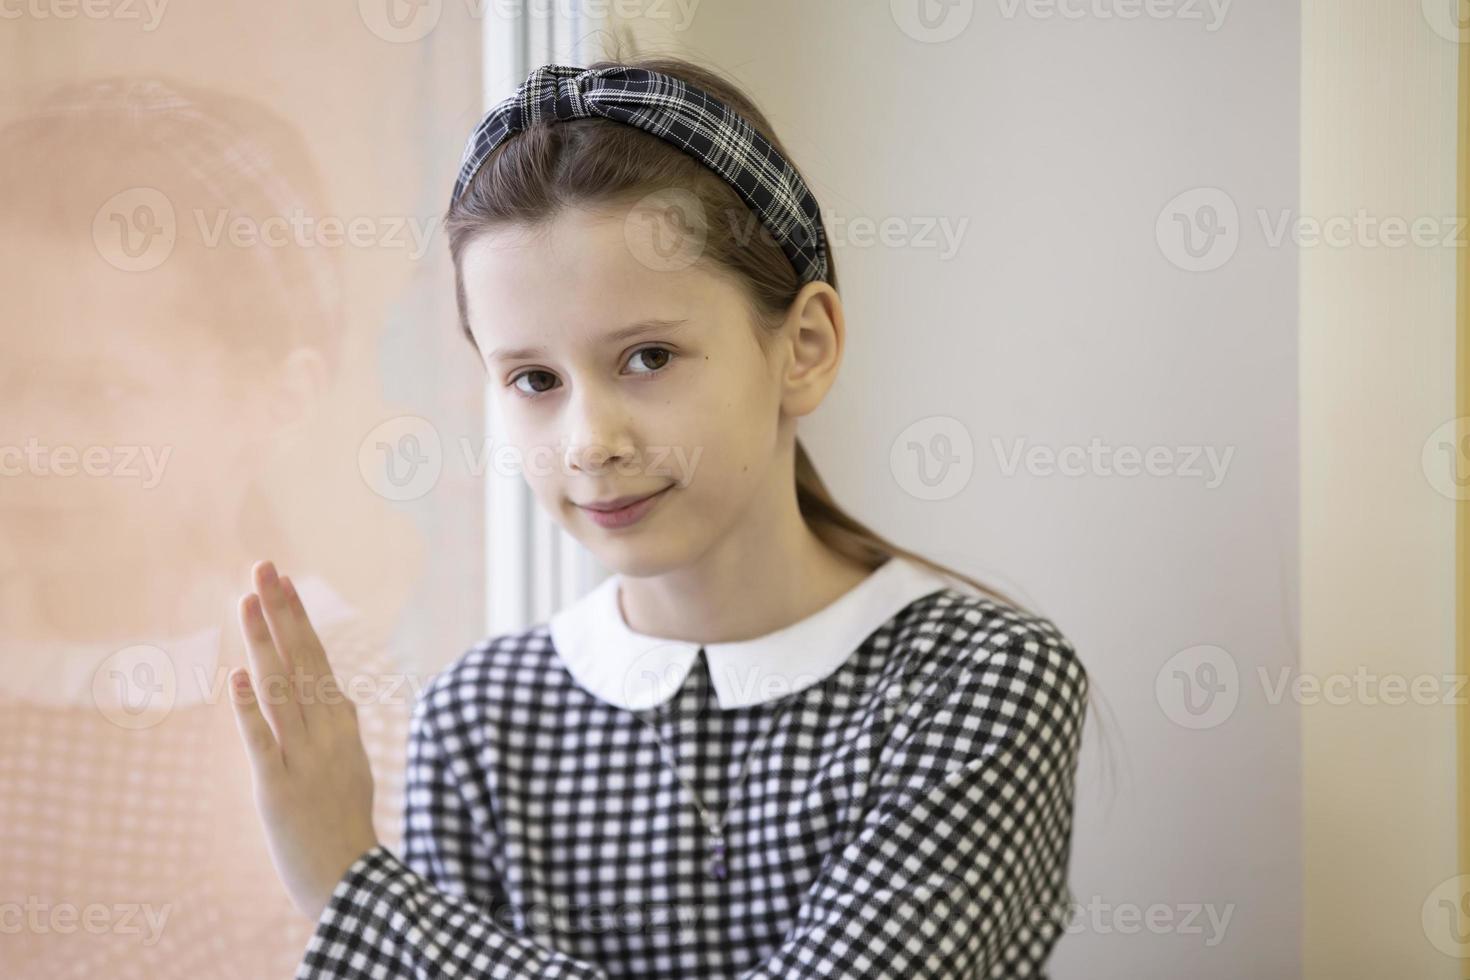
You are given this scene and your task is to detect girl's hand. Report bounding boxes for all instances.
[228,559,381,921]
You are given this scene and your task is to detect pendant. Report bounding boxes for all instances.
[706,833,727,880]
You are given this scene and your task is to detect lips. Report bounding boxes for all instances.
[575,484,674,530]
[578,487,669,512]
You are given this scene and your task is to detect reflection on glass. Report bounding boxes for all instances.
[0,76,409,978]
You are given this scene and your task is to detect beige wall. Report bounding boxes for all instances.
[1301,1,1462,976]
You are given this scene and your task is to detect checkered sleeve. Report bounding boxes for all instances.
[294,682,615,979]
[733,624,1089,979]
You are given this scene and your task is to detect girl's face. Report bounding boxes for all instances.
[460,206,792,576]
[0,231,279,573]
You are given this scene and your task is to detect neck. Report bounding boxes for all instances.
[617,495,874,647]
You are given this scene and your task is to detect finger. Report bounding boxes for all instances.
[252,561,317,676]
[252,561,320,720]
[273,575,336,690]
[279,574,355,718]
[267,568,349,722]
[228,667,283,776]
[238,591,307,746]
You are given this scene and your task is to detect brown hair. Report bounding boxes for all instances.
[441,52,1112,763]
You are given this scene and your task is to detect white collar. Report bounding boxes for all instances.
[548,555,953,712]
[0,574,357,708]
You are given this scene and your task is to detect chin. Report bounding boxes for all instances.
[580,536,697,580]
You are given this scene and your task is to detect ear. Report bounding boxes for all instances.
[264,347,330,451]
[779,281,845,419]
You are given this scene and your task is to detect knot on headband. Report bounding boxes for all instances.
[532,66,590,123]
[450,64,830,286]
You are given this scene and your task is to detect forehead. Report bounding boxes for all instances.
[459,207,739,354]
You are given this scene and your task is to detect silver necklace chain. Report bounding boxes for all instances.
[633,649,797,881]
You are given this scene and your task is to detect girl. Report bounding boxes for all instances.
[231,55,1094,979]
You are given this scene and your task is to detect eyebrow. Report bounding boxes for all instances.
[486,318,691,363]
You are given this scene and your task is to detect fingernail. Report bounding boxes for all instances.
[260,561,278,586]
[280,575,296,599]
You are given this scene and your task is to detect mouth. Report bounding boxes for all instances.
[574,485,674,529]
[576,486,671,512]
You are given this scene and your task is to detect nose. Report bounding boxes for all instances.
[560,387,635,476]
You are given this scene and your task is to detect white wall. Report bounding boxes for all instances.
[609,2,1302,975]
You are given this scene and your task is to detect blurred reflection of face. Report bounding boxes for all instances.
[0,231,285,640]
[461,207,789,580]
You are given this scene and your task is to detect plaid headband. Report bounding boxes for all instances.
[450,64,830,286]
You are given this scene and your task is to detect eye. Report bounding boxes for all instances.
[506,346,677,401]
[626,346,675,375]
[509,369,559,399]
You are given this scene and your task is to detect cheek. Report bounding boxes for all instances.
[665,409,770,496]
[702,371,781,461]
[515,441,566,494]
[496,406,560,472]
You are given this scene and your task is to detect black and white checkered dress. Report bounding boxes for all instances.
[295,556,1089,978]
